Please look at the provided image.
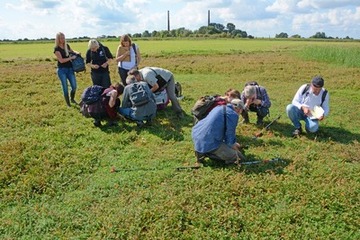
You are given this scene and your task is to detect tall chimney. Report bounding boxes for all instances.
[167,10,170,31]
[208,10,210,26]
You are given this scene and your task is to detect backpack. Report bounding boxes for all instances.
[302,84,328,107]
[81,85,106,104]
[154,89,170,110]
[80,87,108,119]
[70,53,86,73]
[191,95,227,122]
[175,82,183,98]
[130,83,151,107]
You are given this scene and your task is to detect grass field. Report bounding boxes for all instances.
[0,39,359,239]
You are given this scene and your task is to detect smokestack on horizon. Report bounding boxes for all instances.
[167,10,170,31]
[208,10,210,26]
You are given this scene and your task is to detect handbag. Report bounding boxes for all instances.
[70,53,86,73]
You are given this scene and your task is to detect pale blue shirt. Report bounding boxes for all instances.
[192,104,239,153]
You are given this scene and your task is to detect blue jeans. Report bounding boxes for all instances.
[57,67,77,97]
[118,108,153,122]
[286,104,319,133]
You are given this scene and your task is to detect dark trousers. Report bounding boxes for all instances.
[91,71,111,88]
[118,67,129,86]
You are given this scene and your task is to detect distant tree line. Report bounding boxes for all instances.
[275,31,353,40]
[0,23,355,42]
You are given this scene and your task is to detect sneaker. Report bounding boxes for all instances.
[106,121,118,127]
[136,121,144,128]
[145,119,153,126]
[93,120,102,127]
[242,118,249,124]
[71,99,78,105]
[256,119,263,126]
[292,128,302,137]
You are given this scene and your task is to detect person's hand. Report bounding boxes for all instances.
[70,55,77,60]
[302,106,311,116]
[101,62,108,68]
[253,99,261,105]
[245,98,252,108]
[232,142,241,150]
[318,115,324,121]
[92,64,99,69]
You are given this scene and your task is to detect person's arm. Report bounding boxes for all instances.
[100,46,112,68]
[108,90,118,108]
[292,84,311,116]
[259,87,271,108]
[150,83,159,93]
[136,45,141,66]
[224,109,239,146]
[115,45,130,62]
[54,50,76,63]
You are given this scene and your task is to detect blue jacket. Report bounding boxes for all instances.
[192,104,239,153]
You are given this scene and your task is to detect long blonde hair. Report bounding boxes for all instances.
[55,32,69,56]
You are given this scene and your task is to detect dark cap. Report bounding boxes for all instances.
[312,76,324,88]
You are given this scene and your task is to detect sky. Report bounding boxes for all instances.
[1,0,360,40]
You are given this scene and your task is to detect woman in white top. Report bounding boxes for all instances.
[115,34,141,86]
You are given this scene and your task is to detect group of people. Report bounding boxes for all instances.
[54,32,184,127]
[192,76,330,165]
[54,32,140,107]
[54,32,330,164]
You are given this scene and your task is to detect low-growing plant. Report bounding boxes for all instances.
[0,39,359,239]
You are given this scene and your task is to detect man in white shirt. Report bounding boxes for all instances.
[286,76,330,137]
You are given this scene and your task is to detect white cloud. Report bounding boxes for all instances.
[0,0,359,39]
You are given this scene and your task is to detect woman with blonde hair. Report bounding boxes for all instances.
[85,39,113,88]
[53,32,79,106]
[115,34,141,86]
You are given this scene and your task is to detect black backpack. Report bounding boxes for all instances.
[80,86,108,119]
[302,84,328,107]
[130,83,151,107]
[81,85,106,104]
[70,53,86,73]
[191,95,227,122]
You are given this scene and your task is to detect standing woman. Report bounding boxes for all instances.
[53,32,79,106]
[115,34,141,86]
[86,39,113,88]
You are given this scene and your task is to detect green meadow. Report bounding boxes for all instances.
[0,39,359,239]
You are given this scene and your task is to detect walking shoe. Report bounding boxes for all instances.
[292,128,302,137]
[241,118,249,124]
[256,119,263,126]
[136,121,144,128]
[145,119,153,126]
[93,120,102,127]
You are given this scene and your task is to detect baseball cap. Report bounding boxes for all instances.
[231,98,244,110]
[312,76,324,88]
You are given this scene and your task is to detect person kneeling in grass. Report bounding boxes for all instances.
[192,98,246,164]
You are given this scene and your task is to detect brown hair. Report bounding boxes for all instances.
[114,83,125,95]
[120,34,132,47]
[225,88,241,99]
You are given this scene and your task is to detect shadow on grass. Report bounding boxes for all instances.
[260,120,359,144]
[198,153,291,175]
[96,109,194,141]
[136,110,194,140]
[305,126,360,144]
